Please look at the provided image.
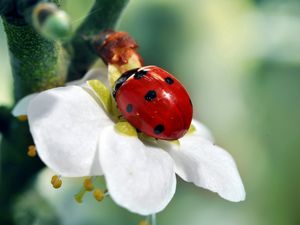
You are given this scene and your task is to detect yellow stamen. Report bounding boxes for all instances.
[17,115,28,121]
[83,178,94,191]
[74,187,86,203]
[27,145,37,157]
[169,139,180,146]
[139,220,150,225]
[187,124,196,135]
[115,121,137,137]
[51,175,62,189]
[93,188,105,202]
[74,177,97,203]
[87,80,112,113]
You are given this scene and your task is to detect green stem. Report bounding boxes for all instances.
[66,0,129,81]
[3,19,67,100]
[1,2,65,224]
[0,0,61,25]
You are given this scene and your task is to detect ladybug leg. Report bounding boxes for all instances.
[137,133,158,146]
[136,128,141,133]
[117,114,127,122]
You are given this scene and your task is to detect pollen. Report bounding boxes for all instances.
[18,115,28,121]
[139,220,150,225]
[93,188,105,202]
[83,178,94,191]
[27,145,37,157]
[74,177,97,203]
[51,175,62,189]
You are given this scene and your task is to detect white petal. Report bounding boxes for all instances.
[67,67,109,87]
[12,68,108,117]
[99,126,176,215]
[12,93,37,116]
[168,134,245,202]
[28,86,113,177]
[191,119,214,142]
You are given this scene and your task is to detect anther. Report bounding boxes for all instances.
[93,189,105,202]
[83,178,94,191]
[27,145,37,157]
[51,175,62,189]
[139,220,150,225]
[18,115,28,121]
[74,177,97,203]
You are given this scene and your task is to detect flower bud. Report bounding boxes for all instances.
[32,3,71,41]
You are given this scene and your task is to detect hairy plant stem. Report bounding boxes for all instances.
[67,0,129,81]
[3,19,67,100]
[1,1,65,225]
[0,15,65,225]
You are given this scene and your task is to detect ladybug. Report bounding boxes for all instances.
[113,65,193,140]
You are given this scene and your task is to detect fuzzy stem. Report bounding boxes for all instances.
[66,0,129,81]
[2,19,67,100]
[1,1,65,224]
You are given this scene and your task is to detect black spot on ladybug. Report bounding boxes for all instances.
[113,68,138,97]
[144,90,157,101]
[134,70,148,79]
[189,98,193,106]
[154,124,165,134]
[126,104,133,113]
[165,77,174,84]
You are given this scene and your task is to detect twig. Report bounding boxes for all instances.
[66,0,129,81]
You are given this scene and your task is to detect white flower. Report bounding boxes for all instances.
[13,68,245,215]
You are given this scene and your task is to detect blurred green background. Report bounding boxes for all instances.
[1,0,300,224]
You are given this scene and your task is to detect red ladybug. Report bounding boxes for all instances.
[113,66,193,140]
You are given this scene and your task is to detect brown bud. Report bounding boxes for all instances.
[94,31,143,66]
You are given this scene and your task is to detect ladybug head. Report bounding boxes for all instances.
[113,68,149,98]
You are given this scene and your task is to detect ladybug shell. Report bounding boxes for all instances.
[113,66,193,140]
